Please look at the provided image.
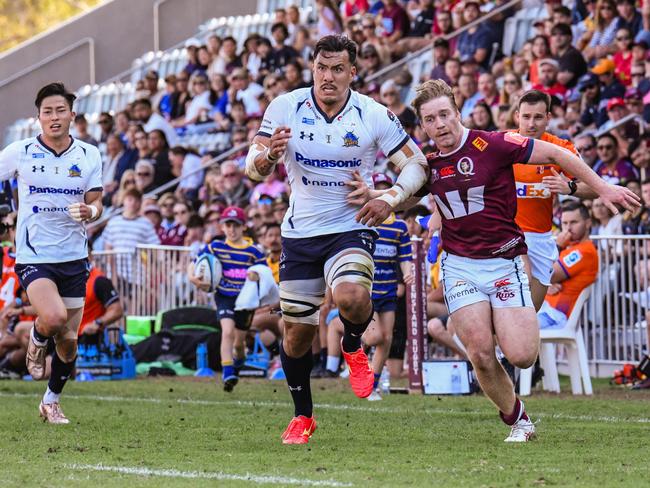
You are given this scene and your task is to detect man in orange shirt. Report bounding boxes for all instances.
[77,265,123,342]
[514,90,596,310]
[538,201,598,329]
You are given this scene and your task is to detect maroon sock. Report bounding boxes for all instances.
[499,398,529,426]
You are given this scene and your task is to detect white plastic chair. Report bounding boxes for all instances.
[519,286,594,396]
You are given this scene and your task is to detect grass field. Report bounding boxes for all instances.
[1,376,649,487]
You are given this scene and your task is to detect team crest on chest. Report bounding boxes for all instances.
[68,163,82,178]
[457,157,475,177]
[342,130,359,147]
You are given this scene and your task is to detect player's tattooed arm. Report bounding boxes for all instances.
[529,139,641,214]
[245,127,292,181]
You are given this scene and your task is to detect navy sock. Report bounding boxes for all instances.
[48,353,76,395]
[280,342,313,418]
[340,310,374,353]
[33,321,50,343]
[320,347,328,367]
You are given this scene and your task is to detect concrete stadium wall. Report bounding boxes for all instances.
[0,0,257,138]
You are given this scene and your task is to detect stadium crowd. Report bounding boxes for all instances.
[1,0,649,388]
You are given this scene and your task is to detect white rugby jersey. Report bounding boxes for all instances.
[258,87,409,238]
[0,135,102,264]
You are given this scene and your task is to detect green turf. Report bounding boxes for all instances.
[0,377,648,487]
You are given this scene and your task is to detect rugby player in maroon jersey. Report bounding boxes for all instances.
[351,80,639,442]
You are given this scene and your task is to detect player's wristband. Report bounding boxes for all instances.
[568,179,578,196]
[377,186,407,208]
[266,148,279,163]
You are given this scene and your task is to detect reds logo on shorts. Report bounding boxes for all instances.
[496,289,516,301]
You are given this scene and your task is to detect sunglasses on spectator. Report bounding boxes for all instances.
[193,80,207,85]
[616,36,631,41]
[504,79,518,85]
[222,173,238,178]
[177,77,189,82]
[161,202,174,207]
[597,144,614,150]
[137,171,152,176]
[576,145,594,152]
[99,119,111,124]
[124,179,136,184]
[632,72,645,77]
[249,213,262,219]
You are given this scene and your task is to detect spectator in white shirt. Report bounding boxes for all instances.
[132,98,177,146]
[228,68,264,116]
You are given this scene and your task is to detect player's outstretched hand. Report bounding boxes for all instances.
[356,199,392,227]
[346,171,370,206]
[268,126,292,160]
[542,168,571,194]
[599,182,641,214]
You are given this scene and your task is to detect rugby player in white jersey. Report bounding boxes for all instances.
[0,83,103,424]
[245,35,428,444]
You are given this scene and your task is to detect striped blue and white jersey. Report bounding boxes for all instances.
[372,214,412,299]
[198,239,267,297]
[258,87,409,239]
[0,136,102,264]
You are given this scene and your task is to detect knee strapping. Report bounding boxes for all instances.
[280,290,322,326]
[325,251,374,292]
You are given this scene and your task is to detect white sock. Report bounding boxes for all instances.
[43,387,60,405]
[31,327,47,347]
[326,355,340,372]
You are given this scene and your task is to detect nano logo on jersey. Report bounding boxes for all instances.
[32,205,68,213]
[440,165,456,178]
[472,137,488,151]
[32,165,45,172]
[302,117,315,125]
[342,131,359,147]
[68,164,82,177]
[515,182,550,199]
[300,131,314,141]
[494,278,511,288]
[32,153,45,159]
[28,186,84,195]
[457,157,475,176]
[295,152,361,168]
[301,176,345,187]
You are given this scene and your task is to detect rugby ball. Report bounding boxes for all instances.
[193,254,222,293]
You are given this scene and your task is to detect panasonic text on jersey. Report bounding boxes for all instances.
[295,152,361,168]
[29,186,84,195]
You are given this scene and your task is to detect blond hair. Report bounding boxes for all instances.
[411,79,458,119]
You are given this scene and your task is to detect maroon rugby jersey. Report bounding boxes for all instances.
[423,129,534,259]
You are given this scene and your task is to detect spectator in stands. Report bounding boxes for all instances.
[532,58,568,101]
[210,36,242,76]
[444,57,461,87]
[144,70,163,109]
[430,38,451,84]
[208,73,230,128]
[240,34,260,79]
[158,75,177,120]
[551,22,587,89]
[220,160,251,208]
[130,127,149,161]
[615,0,643,38]
[538,201,598,330]
[173,200,191,233]
[169,73,191,124]
[458,73,481,122]
[454,1,492,70]
[499,72,523,106]
[286,5,301,44]
[132,98,177,146]
[134,159,156,194]
[147,129,173,186]
[158,192,184,243]
[229,68,264,117]
[114,110,130,142]
[203,209,222,242]
[582,0,618,62]
[477,72,499,109]
[249,166,288,205]
[622,179,650,234]
[112,170,136,207]
[284,61,308,90]
[207,33,222,57]
[342,0,369,20]
[271,22,299,68]
[197,45,212,74]
[528,35,551,86]
[169,146,203,200]
[469,100,497,131]
[379,80,416,130]
[97,112,114,144]
[410,0,435,38]
[74,114,98,146]
[629,134,650,170]
[316,0,343,37]
[256,37,276,81]
[181,72,212,128]
[142,202,163,237]
[379,0,411,47]
[358,43,383,80]
[293,26,314,65]
[185,214,205,257]
[76,263,124,343]
[575,133,598,168]
[434,9,456,51]
[591,197,624,253]
[613,27,635,86]
[182,38,202,75]
[593,133,640,186]
[103,133,130,195]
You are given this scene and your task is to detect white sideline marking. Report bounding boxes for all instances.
[66,464,353,487]
[2,391,650,425]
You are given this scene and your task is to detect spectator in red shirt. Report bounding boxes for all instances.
[532,58,568,100]
[613,27,634,86]
[342,0,369,19]
[380,0,410,43]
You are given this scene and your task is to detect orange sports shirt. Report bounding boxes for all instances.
[0,246,19,310]
[514,132,577,234]
[545,240,598,317]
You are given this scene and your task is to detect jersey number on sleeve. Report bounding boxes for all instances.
[434,186,485,220]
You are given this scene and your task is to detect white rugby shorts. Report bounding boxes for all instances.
[440,252,534,314]
[524,231,559,287]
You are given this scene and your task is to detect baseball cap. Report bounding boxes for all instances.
[184,38,201,49]
[538,58,559,70]
[433,38,449,49]
[606,97,625,111]
[372,173,394,187]
[591,58,615,75]
[143,204,161,214]
[219,206,246,225]
[145,70,159,80]
[577,73,599,92]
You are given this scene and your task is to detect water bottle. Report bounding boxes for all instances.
[451,364,462,395]
[194,342,215,377]
[380,367,390,394]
